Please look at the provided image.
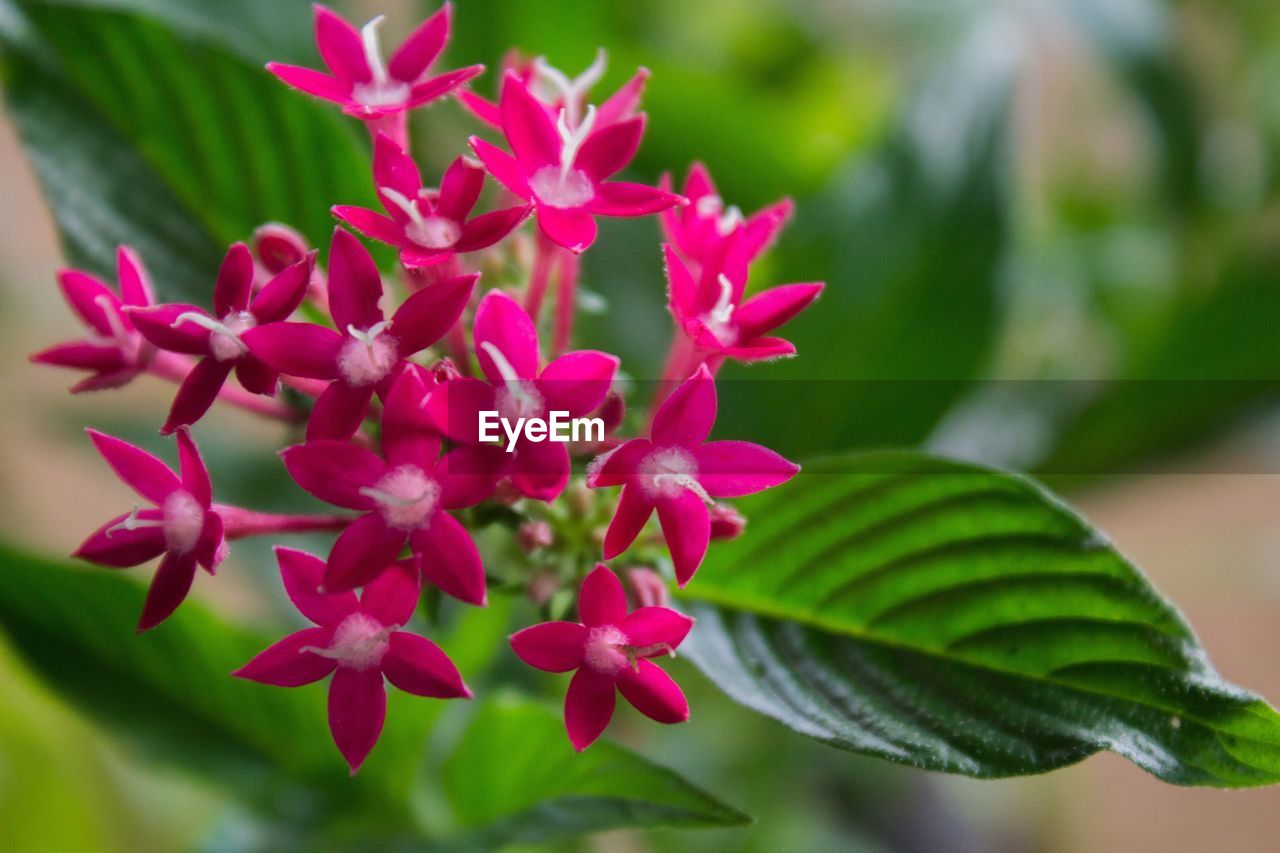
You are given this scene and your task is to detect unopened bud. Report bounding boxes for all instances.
[431,357,462,384]
[596,391,625,433]
[252,223,310,274]
[492,480,522,506]
[518,520,553,553]
[566,479,594,516]
[625,567,668,608]
[527,570,559,606]
[709,503,746,540]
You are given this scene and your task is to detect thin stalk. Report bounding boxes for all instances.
[216,505,353,539]
[524,232,558,320]
[553,249,580,356]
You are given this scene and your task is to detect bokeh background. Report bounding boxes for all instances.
[4,0,1280,849]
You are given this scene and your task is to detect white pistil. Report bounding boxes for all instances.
[362,16,392,87]
[173,311,250,360]
[624,642,676,671]
[709,274,735,327]
[651,472,715,506]
[104,505,164,537]
[534,48,606,128]
[87,295,132,350]
[351,16,411,108]
[556,104,597,177]
[358,483,434,507]
[348,320,390,350]
[380,188,460,249]
[717,205,744,235]
[480,341,541,417]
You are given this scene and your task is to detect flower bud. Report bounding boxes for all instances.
[431,357,462,384]
[625,567,669,608]
[492,480,523,506]
[709,503,746,540]
[252,223,310,274]
[527,570,559,607]
[518,520,554,553]
[596,391,625,434]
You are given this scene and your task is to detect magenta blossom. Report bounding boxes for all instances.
[243,228,476,440]
[425,290,618,501]
[334,135,530,268]
[31,247,157,392]
[75,429,225,632]
[510,564,693,751]
[235,550,469,774]
[281,368,501,596]
[660,162,793,270]
[267,4,481,123]
[128,244,315,433]
[589,365,799,585]
[469,73,683,253]
[665,243,823,363]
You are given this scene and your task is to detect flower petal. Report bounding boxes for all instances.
[469,136,531,198]
[31,342,126,372]
[511,439,570,502]
[388,3,450,82]
[565,668,616,751]
[537,206,597,254]
[325,513,407,592]
[174,427,211,506]
[575,116,644,182]
[389,272,477,355]
[232,627,337,686]
[307,381,375,441]
[241,322,342,380]
[453,204,532,253]
[602,484,654,560]
[585,181,682,217]
[437,444,507,509]
[281,440,385,509]
[587,438,650,489]
[266,62,351,102]
[538,350,618,418]
[651,363,716,448]
[327,228,385,332]
[250,253,317,323]
[457,90,501,128]
[500,72,559,170]
[380,368,441,469]
[405,65,484,109]
[435,155,486,221]
[128,304,214,355]
[510,621,587,672]
[57,269,121,335]
[372,133,422,199]
[473,289,540,382]
[328,667,386,774]
[214,242,255,316]
[116,246,154,307]
[412,511,486,606]
[382,631,470,698]
[74,512,167,567]
[137,551,198,632]
[621,607,693,650]
[277,547,358,626]
[596,68,649,127]
[234,355,279,396]
[423,376,496,444]
[333,205,405,246]
[359,559,420,627]
[733,283,823,340]
[723,337,795,361]
[161,358,234,434]
[313,4,371,83]
[195,510,224,574]
[578,564,627,628]
[694,441,800,498]
[662,244,698,317]
[656,491,711,587]
[616,659,689,724]
[87,430,180,504]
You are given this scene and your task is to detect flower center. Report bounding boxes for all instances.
[87,294,143,359]
[171,310,254,361]
[637,447,712,503]
[583,625,630,675]
[351,16,411,109]
[701,274,738,347]
[479,341,545,421]
[380,187,461,249]
[360,464,440,531]
[305,612,393,671]
[530,165,594,209]
[337,322,398,386]
[162,490,205,554]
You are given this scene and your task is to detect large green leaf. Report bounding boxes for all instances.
[0,0,375,299]
[442,694,749,846]
[677,452,1280,786]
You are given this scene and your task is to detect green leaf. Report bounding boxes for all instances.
[677,451,1280,786]
[443,694,749,845]
[0,0,376,300]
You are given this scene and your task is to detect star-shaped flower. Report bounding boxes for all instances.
[510,564,693,751]
[660,162,793,270]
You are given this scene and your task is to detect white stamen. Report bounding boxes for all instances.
[302,612,395,671]
[709,274,735,326]
[348,320,391,349]
[480,341,544,422]
[361,16,391,86]
[651,472,715,505]
[717,205,744,235]
[380,188,460,249]
[86,295,132,350]
[105,505,163,537]
[358,484,434,507]
[173,311,250,360]
[534,48,606,128]
[556,104,597,177]
[351,16,411,109]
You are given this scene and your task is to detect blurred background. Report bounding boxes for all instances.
[4,0,1280,849]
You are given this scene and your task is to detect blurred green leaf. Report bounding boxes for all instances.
[442,693,749,846]
[679,451,1280,786]
[0,0,376,300]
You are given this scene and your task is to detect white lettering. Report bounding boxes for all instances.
[477,411,606,454]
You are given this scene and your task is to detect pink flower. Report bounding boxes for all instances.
[665,244,823,363]
[242,228,476,440]
[234,550,469,774]
[281,368,501,596]
[660,162,793,270]
[74,429,225,632]
[266,4,481,121]
[468,73,683,253]
[510,564,693,751]
[588,365,799,585]
[31,247,156,392]
[333,135,530,268]
[425,290,619,501]
[127,244,316,433]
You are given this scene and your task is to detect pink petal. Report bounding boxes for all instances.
[313,4,371,83]
[500,72,559,170]
[412,511,486,605]
[733,283,823,340]
[327,228,385,332]
[537,206,597,254]
[587,438,650,489]
[538,350,618,418]
[333,205,405,246]
[306,380,375,441]
[277,547,358,626]
[662,245,698,317]
[457,90,501,128]
[266,62,351,103]
[195,510,224,573]
[436,155,485,221]
[161,358,233,434]
[137,551,198,632]
[174,428,211,506]
[586,182,683,217]
[359,560,420,627]
[127,304,213,355]
[741,198,794,261]
[578,565,627,628]
[575,116,644,182]
[328,667,386,774]
[372,133,422,200]
[469,136,531,198]
[70,367,144,393]
[621,607,693,650]
[234,355,279,396]
[656,491,710,587]
[325,513,407,592]
[405,65,484,109]
[509,621,587,672]
[382,631,470,698]
[87,429,180,504]
[616,659,689,724]
[241,322,342,380]
[116,246,154,307]
[454,204,532,253]
[57,269,121,335]
[389,273,477,355]
[250,253,317,323]
[596,68,649,127]
[388,3,451,82]
[380,368,441,469]
[723,336,796,362]
[694,441,799,498]
[684,162,717,200]
[232,627,338,686]
[32,342,126,372]
[74,512,167,567]
[511,439,570,501]
[214,242,255,316]
[602,484,654,560]
[651,364,716,448]
[565,668,616,751]
[423,376,496,444]
[281,440,385,509]
[437,444,507,508]
[473,290,539,382]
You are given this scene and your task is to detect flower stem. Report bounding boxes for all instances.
[553,249,580,356]
[147,352,302,423]
[524,232,558,320]
[648,331,705,426]
[216,505,353,539]
[365,112,408,150]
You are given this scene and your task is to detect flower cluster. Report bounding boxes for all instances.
[33,4,821,771]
